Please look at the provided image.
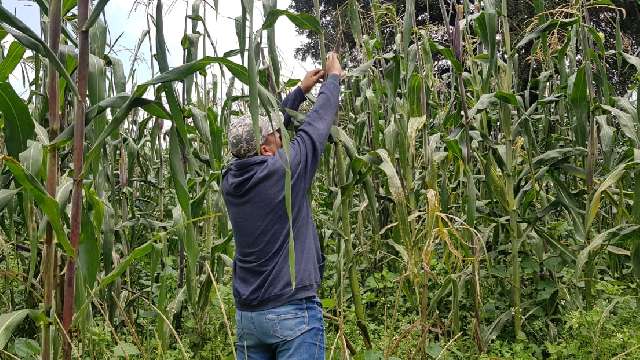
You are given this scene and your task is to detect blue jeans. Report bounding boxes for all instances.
[235,296,325,359]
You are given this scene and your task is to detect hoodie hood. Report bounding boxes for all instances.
[222,155,275,195]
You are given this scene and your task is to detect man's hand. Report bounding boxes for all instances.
[300,69,325,94]
[325,52,343,77]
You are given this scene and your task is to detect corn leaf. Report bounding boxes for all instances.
[0,82,34,158]
[370,149,404,203]
[261,9,321,32]
[83,0,110,31]
[19,141,43,177]
[0,41,25,81]
[621,52,640,72]
[149,56,249,85]
[263,0,281,90]
[569,66,588,147]
[2,157,73,256]
[0,310,30,349]
[0,189,20,213]
[515,18,579,50]
[51,95,170,147]
[0,5,79,97]
[156,0,198,306]
[95,241,154,292]
[576,225,640,277]
[429,40,462,74]
[79,209,99,288]
[586,161,640,231]
[62,0,77,16]
[83,4,248,172]
[104,55,126,94]
[601,104,638,145]
[531,147,587,168]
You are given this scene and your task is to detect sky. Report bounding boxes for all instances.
[2,0,317,98]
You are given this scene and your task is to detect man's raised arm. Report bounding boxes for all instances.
[288,53,343,188]
[281,69,325,127]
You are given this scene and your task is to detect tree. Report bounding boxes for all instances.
[289,0,448,62]
[289,0,640,94]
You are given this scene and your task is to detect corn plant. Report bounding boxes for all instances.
[0,0,639,358]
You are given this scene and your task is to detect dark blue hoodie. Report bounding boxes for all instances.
[221,74,341,311]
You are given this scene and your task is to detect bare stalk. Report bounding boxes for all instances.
[43,1,62,358]
[62,0,90,357]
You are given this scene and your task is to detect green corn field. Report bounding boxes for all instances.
[0,0,639,358]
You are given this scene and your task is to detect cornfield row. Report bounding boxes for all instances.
[0,0,639,358]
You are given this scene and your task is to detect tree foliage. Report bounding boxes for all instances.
[290,0,640,93]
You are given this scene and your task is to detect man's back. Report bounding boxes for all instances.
[222,153,322,311]
[222,73,341,311]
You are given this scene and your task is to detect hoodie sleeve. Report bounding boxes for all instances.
[281,86,306,128]
[288,74,340,189]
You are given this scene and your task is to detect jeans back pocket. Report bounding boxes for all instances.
[265,310,309,341]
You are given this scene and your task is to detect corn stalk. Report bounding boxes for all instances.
[42,0,61,358]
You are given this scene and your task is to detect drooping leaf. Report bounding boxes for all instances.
[183,33,201,101]
[369,149,404,203]
[0,6,78,96]
[531,147,587,168]
[586,161,640,231]
[402,0,415,54]
[0,189,20,213]
[95,240,154,292]
[14,337,40,358]
[263,0,281,90]
[0,310,30,349]
[601,104,638,145]
[469,93,497,117]
[429,40,462,73]
[83,0,110,31]
[235,14,246,64]
[51,95,170,147]
[105,55,126,94]
[576,225,640,276]
[191,107,211,145]
[0,41,25,81]
[621,52,640,72]
[2,157,73,256]
[348,59,376,77]
[19,141,43,177]
[261,9,321,33]
[148,56,249,85]
[62,0,77,16]
[0,82,34,158]
[515,18,579,50]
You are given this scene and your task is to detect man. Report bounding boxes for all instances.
[221,52,343,359]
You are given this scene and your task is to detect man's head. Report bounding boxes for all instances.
[228,115,282,159]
